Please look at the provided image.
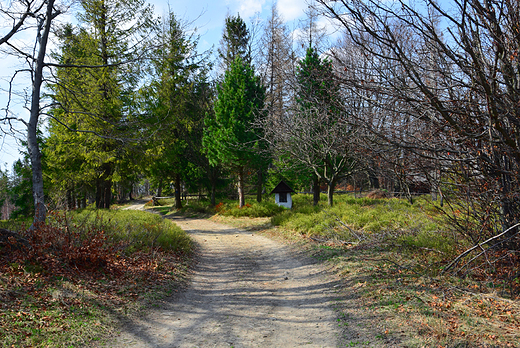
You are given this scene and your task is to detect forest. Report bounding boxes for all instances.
[0,0,520,345]
[2,0,518,258]
[1,0,520,279]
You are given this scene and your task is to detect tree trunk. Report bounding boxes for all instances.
[327,178,337,207]
[27,0,56,226]
[211,180,216,206]
[95,180,102,208]
[209,166,218,206]
[103,179,112,208]
[80,190,87,209]
[313,175,320,206]
[96,164,112,209]
[96,178,112,209]
[500,155,516,238]
[72,189,77,209]
[67,189,73,210]
[175,173,182,209]
[368,166,380,189]
[405,183,413,205]
[238,168,245,208]
[157,179,163,197]
[256,170,262,203]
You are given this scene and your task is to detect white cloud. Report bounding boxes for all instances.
[317,13,343,38]
[231,0,268,18]
[277,0,307,22]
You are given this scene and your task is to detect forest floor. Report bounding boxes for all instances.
[99,214,396,348]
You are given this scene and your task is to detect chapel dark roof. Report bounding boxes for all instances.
[270,180,295,194]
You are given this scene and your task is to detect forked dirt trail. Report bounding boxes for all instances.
[109,216,346,347]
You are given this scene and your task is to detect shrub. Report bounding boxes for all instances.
[1,209,193,273]
[179,200,215,215]
[69,209,192,254]
[3,215,114,273]
[271,193,446,238]
[366,189,391,199]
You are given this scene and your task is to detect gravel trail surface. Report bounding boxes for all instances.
[108,215,346,347]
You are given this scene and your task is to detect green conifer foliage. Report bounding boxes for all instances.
[203,57,265,207]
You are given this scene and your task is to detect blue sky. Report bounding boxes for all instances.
[0,0,314,172]
[147,0,317,58]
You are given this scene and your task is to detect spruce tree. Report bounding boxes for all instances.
[294,46,357,206]
[141,12,212,209]
[203,57,265,207]
[218,14,251,71]
[48,0,154,209]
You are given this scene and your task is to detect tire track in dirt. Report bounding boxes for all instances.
[108,216,345,347]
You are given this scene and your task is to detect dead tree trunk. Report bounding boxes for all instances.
[238,167,245,208]
[27,0,59,226]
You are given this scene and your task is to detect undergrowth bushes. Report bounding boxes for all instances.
[271,194,443,238]
[1,209,192,276]
[68,209,192,253]
[179,200,215,215]
[0,209,192,347]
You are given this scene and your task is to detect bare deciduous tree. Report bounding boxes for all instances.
[1,0,63,225]
[264,45,364,206]
[317,0,520,251]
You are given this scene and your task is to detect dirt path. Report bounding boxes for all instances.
[121,199,149,211]
[107,216,348,347]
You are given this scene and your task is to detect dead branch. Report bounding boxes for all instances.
[330,212,365,241]
[441,223,520,275]
[310,236,358,245]
[394,243,446,255]
[363,257,422,276]
[0,228,31,250]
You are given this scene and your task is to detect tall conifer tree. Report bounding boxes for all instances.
[218,14,251,71]
[48,0,154,209]
[141,12,211,209]
[203,57,265,207]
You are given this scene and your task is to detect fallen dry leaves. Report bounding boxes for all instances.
[0,219,191,347]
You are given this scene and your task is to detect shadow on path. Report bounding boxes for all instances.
[102,216,384,348]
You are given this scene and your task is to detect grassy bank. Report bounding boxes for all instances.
[0,208,193,347]
[214,193,520,347]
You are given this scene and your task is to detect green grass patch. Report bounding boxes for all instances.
[177,200,216,216]
[271,194,444,240]
[144,196,217,217]
[0,216,32,231]
[154,198,176,206]
[66,208,192,254]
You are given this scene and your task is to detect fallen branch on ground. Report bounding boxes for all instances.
[441,223,520,275]
[0,228,31,249]
[330,212,365,241]
[310,236,358,245]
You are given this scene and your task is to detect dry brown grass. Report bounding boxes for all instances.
[366,189,392,199]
